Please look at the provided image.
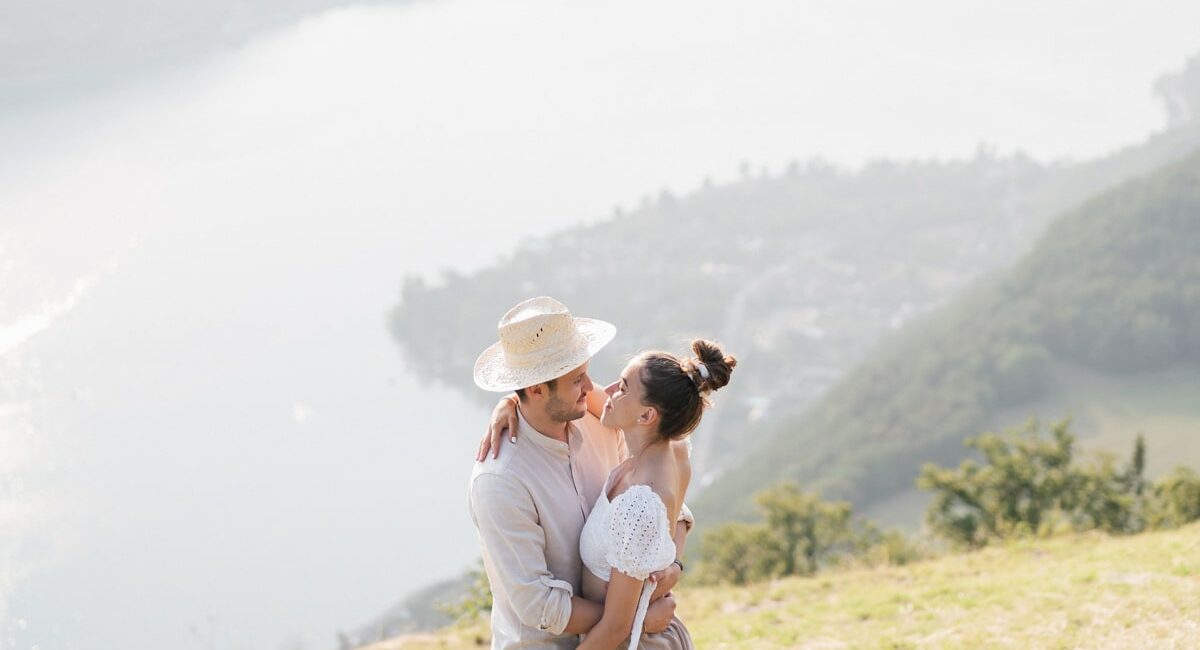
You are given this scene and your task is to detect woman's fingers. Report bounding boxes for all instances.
[481,397,519,460]
[491,425,506,459]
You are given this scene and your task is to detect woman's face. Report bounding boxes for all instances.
[600,357,648,430]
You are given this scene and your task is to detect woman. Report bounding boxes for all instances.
[480,339,736,649]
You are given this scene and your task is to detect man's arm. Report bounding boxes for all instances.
[561,596,604,635]
[470,473,590,634]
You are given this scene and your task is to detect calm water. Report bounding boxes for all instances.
[2,0,1199,648]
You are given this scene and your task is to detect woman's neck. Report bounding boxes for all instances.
[623,426,665,458]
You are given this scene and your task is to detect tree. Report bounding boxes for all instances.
[918,419,1075,547]
[755,483,853,575]
[919,420,1156,546]
[697,522,783,585]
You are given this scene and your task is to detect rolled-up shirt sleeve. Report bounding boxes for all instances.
[469,472,574,634]
[678,501,695,529]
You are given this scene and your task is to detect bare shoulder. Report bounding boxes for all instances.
[640,445,689,515]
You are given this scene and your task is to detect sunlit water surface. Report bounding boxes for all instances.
[2,0,1199,647]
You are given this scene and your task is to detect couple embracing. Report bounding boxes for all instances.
[468,297,736,649]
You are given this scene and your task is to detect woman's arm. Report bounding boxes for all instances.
[475,395,519,461]
[585,381,608,418]
[576,570,646,650]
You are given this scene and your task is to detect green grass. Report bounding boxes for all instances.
[374,523,1200,649]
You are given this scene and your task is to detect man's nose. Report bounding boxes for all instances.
[582,373,594,393]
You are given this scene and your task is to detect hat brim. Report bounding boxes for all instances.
[473,317,616,392]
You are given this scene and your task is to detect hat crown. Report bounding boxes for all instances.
[474,295,615,392]
[498,297,578,360]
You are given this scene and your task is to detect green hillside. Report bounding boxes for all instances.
[698,149,1200,524]
[370,523,1200,649]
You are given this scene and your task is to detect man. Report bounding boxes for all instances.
[468,296,690,648]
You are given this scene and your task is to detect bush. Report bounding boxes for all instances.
[848,521,931,568]
[1147,467,1200,529]
[698,483,920,583]
[697,522,783,585]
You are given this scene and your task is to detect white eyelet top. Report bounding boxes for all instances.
[581,476,677,582]
[579,474,677,647]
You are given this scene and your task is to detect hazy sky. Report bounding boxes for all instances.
[2,1,1199,649]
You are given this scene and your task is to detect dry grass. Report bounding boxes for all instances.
[382,523,1200,649]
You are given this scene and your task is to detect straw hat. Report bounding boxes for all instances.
[473,296,616,392]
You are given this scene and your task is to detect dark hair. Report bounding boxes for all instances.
[515,376,558,402]
[639,339,737,440]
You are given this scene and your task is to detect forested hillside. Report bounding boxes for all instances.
[389,54,1200,485]
[697,148,1200,523]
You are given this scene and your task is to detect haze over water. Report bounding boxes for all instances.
[3,0,1199,648]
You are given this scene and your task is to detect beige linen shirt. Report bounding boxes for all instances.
[468,407,626,649]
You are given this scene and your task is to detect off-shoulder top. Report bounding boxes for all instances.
[579,473,678,648]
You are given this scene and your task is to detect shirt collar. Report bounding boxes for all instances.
[516,405,582,456]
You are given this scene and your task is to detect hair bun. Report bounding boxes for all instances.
[688,339,736,393]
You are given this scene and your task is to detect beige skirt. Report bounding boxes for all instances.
[619,616,693,650]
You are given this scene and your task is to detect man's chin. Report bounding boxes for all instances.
[550,408,587,423]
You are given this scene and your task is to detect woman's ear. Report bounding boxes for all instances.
[639,406,659,426]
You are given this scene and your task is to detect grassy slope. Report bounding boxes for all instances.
[371,523,1200,649]
[864,361,1200,528]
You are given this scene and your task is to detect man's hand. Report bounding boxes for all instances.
[642,592,677,634]
[476,396,519,461]
[647,563,681,601]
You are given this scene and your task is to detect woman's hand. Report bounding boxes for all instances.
[476,395,519,461]
[647,563,681,601]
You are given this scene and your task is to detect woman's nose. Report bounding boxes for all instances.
[604,381,617,396]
